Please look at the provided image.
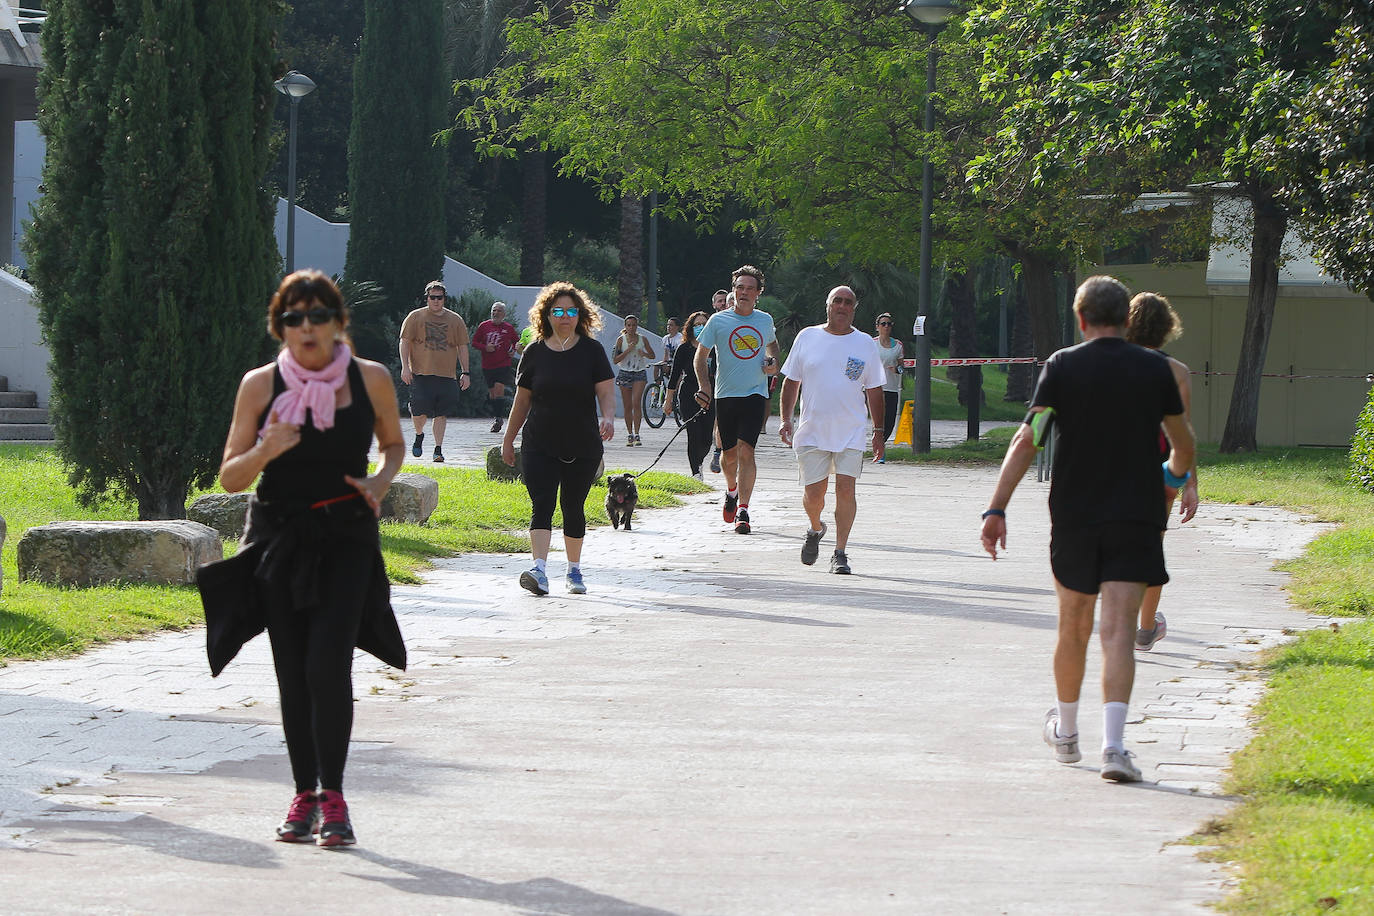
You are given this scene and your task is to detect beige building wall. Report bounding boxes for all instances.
[1096,261,1373,448]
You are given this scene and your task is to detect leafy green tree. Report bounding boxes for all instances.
[27,0,281,519]
[345,0,448,347]
[964,0,1345,451]
[1263,5,1374,299]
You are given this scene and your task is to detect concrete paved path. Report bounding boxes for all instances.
[0,419,1328,914]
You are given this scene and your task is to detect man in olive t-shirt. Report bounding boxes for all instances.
[399,280,471,463]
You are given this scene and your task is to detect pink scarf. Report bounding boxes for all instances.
[261,343,352,435]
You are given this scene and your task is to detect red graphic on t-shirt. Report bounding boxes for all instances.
[728,325,763,359]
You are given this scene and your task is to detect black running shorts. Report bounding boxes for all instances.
[715,394,767,451]
[1049,522,1168,595]
[410,374,460,418]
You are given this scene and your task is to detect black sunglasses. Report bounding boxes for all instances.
[878,321,893,326]
[280,306,338,328]
[426,293,446,300]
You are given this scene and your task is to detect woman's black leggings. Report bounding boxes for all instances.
[682,399,715,475]
[522,447,600,538]
[883,390,899,441]
[266,539,370,794]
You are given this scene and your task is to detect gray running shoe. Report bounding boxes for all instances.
[801,522,827,566]
[519,567,549,596]
[709,449,721,473]
[1042,708,1082,763]
[1101,747,1142,783]
[829,550,851,574]
[1135,612,1167,651]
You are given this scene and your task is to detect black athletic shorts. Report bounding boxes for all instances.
[410,374,460,418]
[715,394,767,450]
[485,364,515,389]
[1050,522,1168,595]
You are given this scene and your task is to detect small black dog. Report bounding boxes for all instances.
[605,473,639,531]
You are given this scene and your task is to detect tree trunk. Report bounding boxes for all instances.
[1219,199,1288,453]
[136,475,189,521]
[945,270,981,408]
[519,147,546,286]
[617,193,644,318]
[1005,273,1034,402]
[1017,250,1061,360]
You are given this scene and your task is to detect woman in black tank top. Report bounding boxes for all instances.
[210,270,405,848]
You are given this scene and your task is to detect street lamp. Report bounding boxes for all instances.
[900,0,959,453]
[274,70,316,274]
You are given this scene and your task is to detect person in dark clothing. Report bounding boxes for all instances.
[216,270,405,847]
[501,281,616,596]
[664,310,716,480]
[980,276,1195,784]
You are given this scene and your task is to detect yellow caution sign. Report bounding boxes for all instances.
[894,400,914,446]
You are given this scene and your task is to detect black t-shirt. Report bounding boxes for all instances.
[1030,336,1184,529]
[516,336,614,459]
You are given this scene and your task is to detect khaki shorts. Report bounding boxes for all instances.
[796,446,864,486]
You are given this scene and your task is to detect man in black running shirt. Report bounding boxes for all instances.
[980,276,1195,784]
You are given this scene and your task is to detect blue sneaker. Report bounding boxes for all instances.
[566,569,587,594]
[519,567,549,595]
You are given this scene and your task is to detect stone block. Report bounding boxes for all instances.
[187,493,252,540]
[485,445,523,482]
[381,472,439,524]
[17,520,223,587]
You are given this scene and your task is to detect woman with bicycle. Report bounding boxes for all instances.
[665,310,715,480]
[612,314,655,446]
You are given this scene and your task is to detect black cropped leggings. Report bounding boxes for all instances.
[522,447,600,538]
[682,398,715,475]
[265,539,370,794]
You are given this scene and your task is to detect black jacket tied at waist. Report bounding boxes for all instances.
[198,494,407,677]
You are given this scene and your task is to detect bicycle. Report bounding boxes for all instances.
[642,363,681,429]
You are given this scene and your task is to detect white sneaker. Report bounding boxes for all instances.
[1101,747,1142,782]
[1042,708,1082,763]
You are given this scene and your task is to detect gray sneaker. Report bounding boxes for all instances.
[1042,708,1082,763]
[519,567,549,596]
[829,550,851,575]
[1101,747,1142,783]
[801,522,827,566]
[1135,612,1167,651]
[709,448,721,473]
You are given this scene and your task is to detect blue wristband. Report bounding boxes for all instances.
[1162,462,1191,488]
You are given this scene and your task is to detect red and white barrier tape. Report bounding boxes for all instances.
[901,357,1374,382]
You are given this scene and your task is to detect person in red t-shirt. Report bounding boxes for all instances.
[474,301,520,432]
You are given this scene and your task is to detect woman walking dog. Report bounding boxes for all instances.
[207,270,406,848]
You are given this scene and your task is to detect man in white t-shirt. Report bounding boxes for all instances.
[778,286,886,574]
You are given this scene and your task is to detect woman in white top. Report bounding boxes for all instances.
[873,312,904,450]
[612,314,655,446]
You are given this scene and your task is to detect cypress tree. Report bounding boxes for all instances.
[27,0,280,519]
[344,0,447,345]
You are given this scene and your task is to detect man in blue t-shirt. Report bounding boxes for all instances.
[980,275,1195,785]
[693,265,779,534]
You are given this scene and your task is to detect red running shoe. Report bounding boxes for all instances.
[316,790,356,847]
[275,790,319,843]
[723,492,738,523]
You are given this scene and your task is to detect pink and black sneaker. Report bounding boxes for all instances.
[275,790,319,843]
[316,790,356,848]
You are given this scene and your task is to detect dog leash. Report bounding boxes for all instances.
[630,402,710,479]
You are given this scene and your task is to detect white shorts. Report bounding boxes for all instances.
[796,446,864,486]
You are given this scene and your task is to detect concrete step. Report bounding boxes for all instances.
[0,406,47,422]
[0,375,7,391]
[0,390,36,408]
[0,422,54,440]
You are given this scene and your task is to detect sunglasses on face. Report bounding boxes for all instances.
[280,306,338,328]
[551,306,580,317]
[878,321,892,326]
[426,293,445,300]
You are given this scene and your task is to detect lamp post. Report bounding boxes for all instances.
[274,70,316,274]
[900,0,958,453]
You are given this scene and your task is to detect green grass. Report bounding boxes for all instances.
[0,444,703,661]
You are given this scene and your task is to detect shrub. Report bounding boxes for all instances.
[1350,384,1374,491]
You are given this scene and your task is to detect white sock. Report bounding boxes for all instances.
[1056,700,1079,738]
[534,558,546,573]
[727,488,738,498]
[1102,702,1129,753]
[568,562,581,574]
